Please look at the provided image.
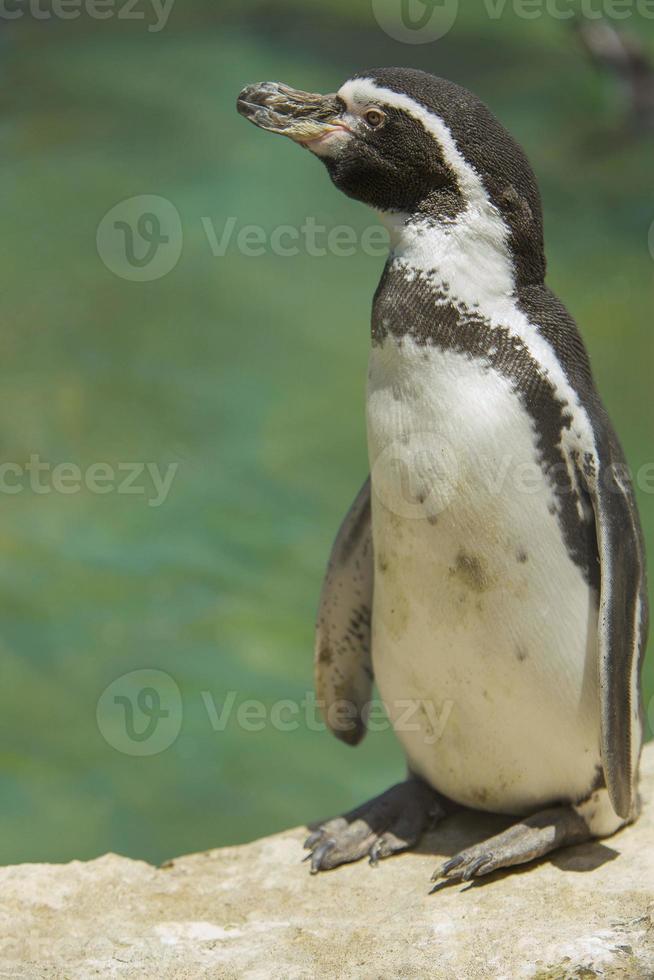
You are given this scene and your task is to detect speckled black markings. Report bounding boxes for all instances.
[372,261,600,589]
[343,605,372,659]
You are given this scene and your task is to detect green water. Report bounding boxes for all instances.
[0,4,652,865]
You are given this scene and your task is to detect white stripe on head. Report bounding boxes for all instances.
[338,76,513,303]
[339,78,488,206]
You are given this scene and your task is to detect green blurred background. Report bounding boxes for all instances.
[0,0,652,865]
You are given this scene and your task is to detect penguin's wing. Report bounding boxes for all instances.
[315,477,373,746]
[585,426,648,819]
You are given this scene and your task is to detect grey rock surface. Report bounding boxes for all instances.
[2,744,654,979]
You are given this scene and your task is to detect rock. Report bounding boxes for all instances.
[2,745,654,979]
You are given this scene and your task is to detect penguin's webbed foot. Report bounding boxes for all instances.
[305,778,447,873]
[430,805,591,888]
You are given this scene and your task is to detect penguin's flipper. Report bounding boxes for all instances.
[314,477,374,746]
[586,434,648,820]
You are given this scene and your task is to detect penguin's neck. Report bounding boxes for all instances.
[378,206,517,314]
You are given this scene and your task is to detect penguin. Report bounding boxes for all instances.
[236,68,649,886]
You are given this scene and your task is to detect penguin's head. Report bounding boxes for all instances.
[237,67,545,283]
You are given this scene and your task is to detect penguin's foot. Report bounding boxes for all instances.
[305,778,448,873]
[431,805,591,888]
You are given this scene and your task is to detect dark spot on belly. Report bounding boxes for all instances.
[516,548,528,564]
[450,550,489,593]
[377,553,389,573]
[427,514,438,526]
[515,644,528,662]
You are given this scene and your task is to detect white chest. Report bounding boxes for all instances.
[366,337,601,814]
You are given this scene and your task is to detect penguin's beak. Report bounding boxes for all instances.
[237,82,350,149]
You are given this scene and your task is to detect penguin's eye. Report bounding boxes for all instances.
[364,108,386,129]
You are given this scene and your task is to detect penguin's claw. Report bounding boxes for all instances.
[431,851,491,885]
[430,805,592,888]
[310,840,337,874]
[303,779,447,874]
[367,833,405,866]
[431,854,465,880]
[368,839,384,866]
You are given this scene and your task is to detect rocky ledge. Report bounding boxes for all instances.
[2,744,654,979]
